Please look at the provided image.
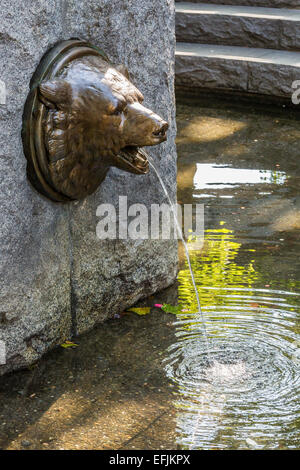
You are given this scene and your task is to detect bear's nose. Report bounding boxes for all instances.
[153,121,169,138]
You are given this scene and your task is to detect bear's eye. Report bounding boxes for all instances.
[111,100,126,116]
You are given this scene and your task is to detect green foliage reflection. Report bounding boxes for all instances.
[178,228,258,310]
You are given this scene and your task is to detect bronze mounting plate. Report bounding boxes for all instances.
[22,39,110,202]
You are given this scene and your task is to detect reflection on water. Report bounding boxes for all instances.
[169,96,300,450]
[167,229,300,450]
[176,116,247,144]
[194,164,286,190]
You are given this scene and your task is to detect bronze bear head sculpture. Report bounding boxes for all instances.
[22,40,168,202]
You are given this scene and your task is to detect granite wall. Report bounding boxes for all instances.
[175,0,300,7]
[0,0,177,375]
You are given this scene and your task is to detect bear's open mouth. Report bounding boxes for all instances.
[115,146,149,175]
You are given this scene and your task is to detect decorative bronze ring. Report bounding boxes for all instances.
[22,40,107,202]
[22,39,168,202]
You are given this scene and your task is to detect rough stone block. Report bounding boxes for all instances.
[248,62,300,97]
[281,21,300,51]
[175,55,248,92]
[0,0,177,374]
[176,12,281,50]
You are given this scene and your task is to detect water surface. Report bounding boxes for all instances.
[0,96,299,450]
[172,95,300,450]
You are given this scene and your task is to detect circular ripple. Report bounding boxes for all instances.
[165,289,300,450]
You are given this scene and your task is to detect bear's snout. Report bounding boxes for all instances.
[123,102,168,147]
[152,121,169,141]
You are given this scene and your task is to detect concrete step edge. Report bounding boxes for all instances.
[176,2,300,20]
[175,0,300,9]
[176,43,300,66]
[175,43,300,98]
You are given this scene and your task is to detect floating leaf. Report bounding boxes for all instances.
[161,304,183,315]
[61,341,78,349]
[127,307,151,315]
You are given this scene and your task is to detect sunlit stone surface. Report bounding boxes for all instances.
[0,0,177,375]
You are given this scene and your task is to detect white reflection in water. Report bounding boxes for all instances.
[194,164,286,190]
[205,360,251,387]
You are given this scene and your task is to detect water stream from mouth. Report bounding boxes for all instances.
[148,158,211,362]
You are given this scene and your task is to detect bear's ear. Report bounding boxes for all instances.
[114,64,130,80]
[38,79,72,109]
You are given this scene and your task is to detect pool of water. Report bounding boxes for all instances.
[172,96,300,450]
[0,96,299,450]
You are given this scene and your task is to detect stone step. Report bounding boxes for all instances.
[175,42,300,98]
[175,0,300,9]
[176,3,300,51]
